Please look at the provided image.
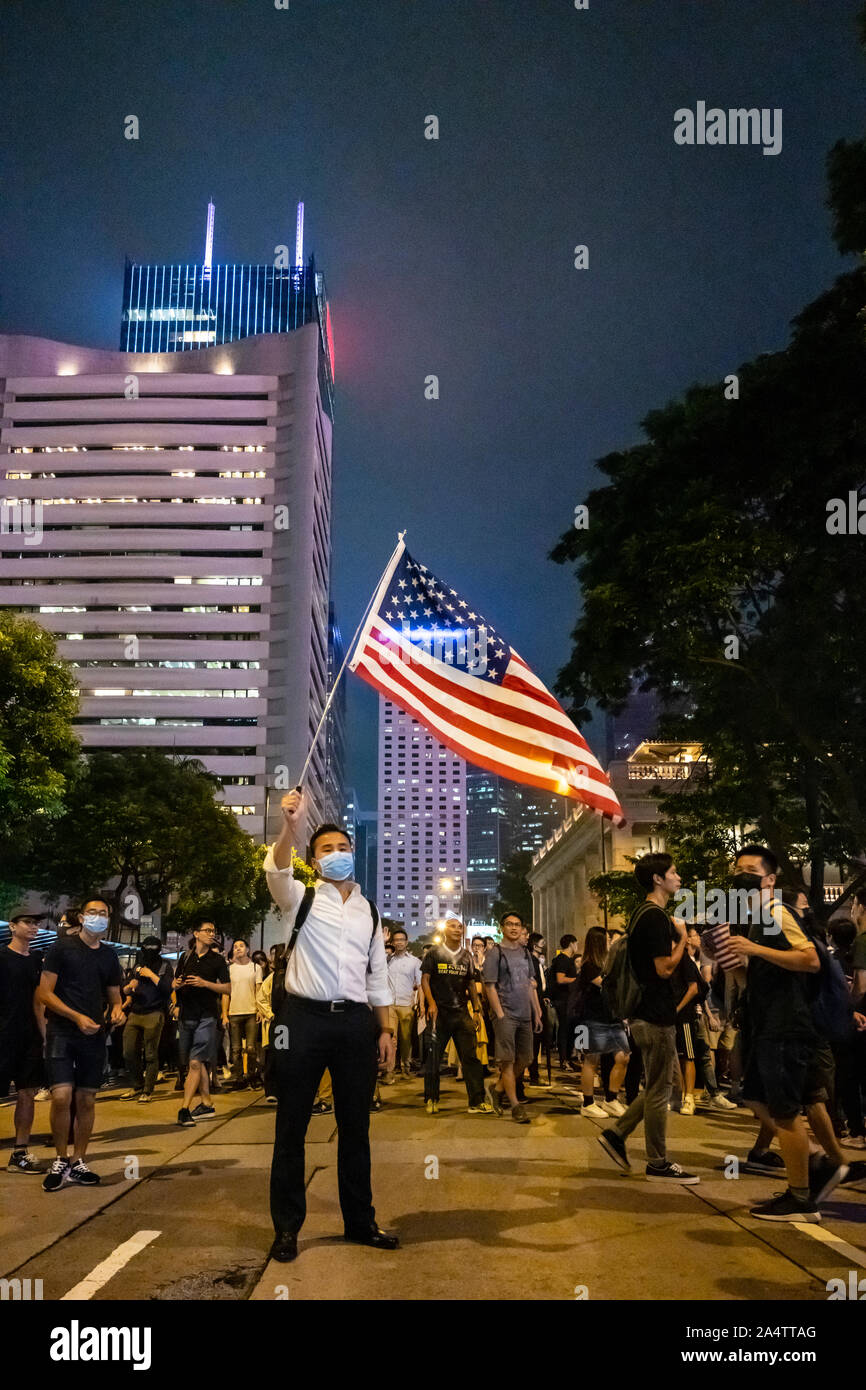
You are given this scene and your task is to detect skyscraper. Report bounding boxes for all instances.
[376,696,466,934]
[0,324,333,839]
[466,771,519,900]
[323,602,347,823]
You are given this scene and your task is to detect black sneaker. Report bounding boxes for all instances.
[177,1107,195,1127]
[7,1149,46,1175]
[743,1148,786,1176]
[486,1086,504,1116]
[43,1157,70,1192]
[808,1153,849,1205]
[840,1160,866,1186]
[311,1100,333,1115]
[598,1128,631,1172]
[67,1159,100,1187]
[646,1161,700,1185]
[750,1189,821,1223]
[191,1103,216,1121]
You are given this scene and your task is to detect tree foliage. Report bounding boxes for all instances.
[493,849,535,924]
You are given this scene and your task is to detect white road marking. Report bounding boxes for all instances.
[60,1229,161,1300]
[797,1223,866,1269]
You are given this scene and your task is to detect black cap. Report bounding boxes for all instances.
[7,907,49,924]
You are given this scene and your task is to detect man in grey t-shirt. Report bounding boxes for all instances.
[482,912,542,1124]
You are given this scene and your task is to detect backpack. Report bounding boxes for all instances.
[492,943,535,991]
[601,902,656,1022]
[803,923,855,1045]
[271,886,381,1020]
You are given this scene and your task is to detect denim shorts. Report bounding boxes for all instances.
[45,1028,106,1091]
[582,1022,630,1057]
[178,1016,218,1065]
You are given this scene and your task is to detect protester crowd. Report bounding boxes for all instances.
[2,837,866,1231]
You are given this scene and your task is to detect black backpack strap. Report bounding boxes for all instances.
[364,897,380,941]
[286,886,317,960]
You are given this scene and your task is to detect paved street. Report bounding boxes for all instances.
[2,1075,866,1302]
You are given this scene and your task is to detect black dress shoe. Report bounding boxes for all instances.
[343,1225,399,1250]
[269,1231,299,1262]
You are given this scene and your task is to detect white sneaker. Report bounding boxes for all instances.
[601,1098,626,1117]
[34,1088,51,1102]
[680,1095,696,1116]
[707,1091,738,1111]
[582,1102,609,1118]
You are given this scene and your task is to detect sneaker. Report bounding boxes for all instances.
[844,1135,866,1150]
[7,1149,46,1175]
[743,1149,786,1176]
[311,1100,333,1115]
[370,1098,383,1113]
[265,1095,278,1105]
[808,1153,849,1205]
[137,1092,153,1103]
[173,1078,185,1093]
[840,1160,866,1186]
[646,1161,700,1185]
[34,1088,50,1101]
[43,1157,70,1192]
[177,1107,196,1127]
[750,1189,821,1223]
[581,1102,609,1118]
[486,1087,504,1116]
[679,1095,696,1116]
[191,1103,217,1121]
[601,1098,626,1118]
[67,1159,100,1187]
[705,1091,738,1111]
[425,1099,435,1115]
[120,1091,143,1101]
[598,1129,631,1172]
[511,1104,531,1124]
[467,1101,494,1113]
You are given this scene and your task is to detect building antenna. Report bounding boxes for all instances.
[203,199,215,281]
[295,201,304,269]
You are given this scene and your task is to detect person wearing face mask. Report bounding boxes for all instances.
[37,898,125,1192]
[120,936,174,1102]
[263,789,398,1264]
[1,908,49,1174]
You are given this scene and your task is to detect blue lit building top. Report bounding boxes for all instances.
[120,256,335,417]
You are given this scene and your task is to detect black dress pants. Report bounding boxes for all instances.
[270,997,378,1236]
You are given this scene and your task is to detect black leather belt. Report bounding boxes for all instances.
[287,995,367,1015]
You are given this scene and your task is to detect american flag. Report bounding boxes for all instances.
[348,541,626,825]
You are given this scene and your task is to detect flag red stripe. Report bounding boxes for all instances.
[354,656,624,821]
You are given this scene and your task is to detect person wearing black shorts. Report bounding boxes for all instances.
[37,897,124,1193]
[0,908,49,1174]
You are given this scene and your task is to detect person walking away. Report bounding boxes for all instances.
[571,926,629,1118]
[549,935,579,1070]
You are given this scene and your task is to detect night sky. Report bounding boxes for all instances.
[2,0,863,807]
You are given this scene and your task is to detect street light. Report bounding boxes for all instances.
[439,875,464,919]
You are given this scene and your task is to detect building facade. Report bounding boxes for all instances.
[0,327,333,842]
[376,696,466,934]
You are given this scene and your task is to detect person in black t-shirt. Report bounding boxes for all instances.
[596,854,699,1186]
[420,918,490,1114]
[172,920,231,1126]
[1,909,49,1174]
[38,897,125,1192]
[550,935,579,1068]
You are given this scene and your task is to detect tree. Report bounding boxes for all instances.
[493,849,535,924]
[587,868,644,923]
[551,266,866,912]
[35,749,270,934]
[0,613,79,909]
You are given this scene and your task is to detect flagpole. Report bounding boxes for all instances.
[293,532,406,791]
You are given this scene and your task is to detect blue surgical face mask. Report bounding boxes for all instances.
[317,850,354,881]
[82,913,109,935]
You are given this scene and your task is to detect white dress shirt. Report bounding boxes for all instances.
[263,846,392,1008]
[388,951,421,1006]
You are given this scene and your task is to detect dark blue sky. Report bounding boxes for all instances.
[2,0,863,806]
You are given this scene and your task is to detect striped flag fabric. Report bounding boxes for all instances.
[348,541,626,825]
